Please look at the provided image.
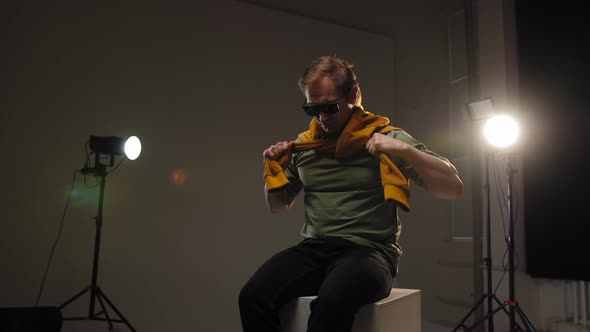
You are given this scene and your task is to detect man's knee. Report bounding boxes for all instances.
[307,294,358,332]
[310,291,358,314]
[312,277,391,312]
[239,280,259,308]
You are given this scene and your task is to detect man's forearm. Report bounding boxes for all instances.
[265,185,295,213]
[399,146,464,199]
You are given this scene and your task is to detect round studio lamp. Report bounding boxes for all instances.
[124,136,141,160]
[483,115,519,148]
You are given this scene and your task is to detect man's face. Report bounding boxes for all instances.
[304,76,352,135]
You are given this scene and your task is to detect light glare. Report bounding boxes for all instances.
[483,115,519,148]
[124,136,142,160]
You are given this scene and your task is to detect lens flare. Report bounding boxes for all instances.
[170,169,187,186]
[64,186,98,206]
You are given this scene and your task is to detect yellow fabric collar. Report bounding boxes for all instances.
[264,107,411,211]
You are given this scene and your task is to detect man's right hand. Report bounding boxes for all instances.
[263,141,295,160]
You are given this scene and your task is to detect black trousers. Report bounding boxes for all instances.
[239,237,395,332]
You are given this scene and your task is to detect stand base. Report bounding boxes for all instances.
[453,294,536,332]
[60,286,136,332]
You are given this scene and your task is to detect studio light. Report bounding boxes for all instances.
[59,134,142,331]
[467,98,495,121]
[455,99,535,332]
[124,136,142,160]
[89,135,142,160]
[483,115,520,148]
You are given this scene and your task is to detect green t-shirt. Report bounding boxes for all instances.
[283,129,447,271]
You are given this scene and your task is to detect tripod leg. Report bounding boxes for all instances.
[97,288,137,332]
[493,296,514,319]
[95,289,114,330]
[465,300,526,332]
[493,294,527,331]
[515,304,537,332]
[60,286,90,310]
[453,295,487,331]
[467,302,508,331]
[498,301,526,332]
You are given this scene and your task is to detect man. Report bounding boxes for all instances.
[239,56,463,332]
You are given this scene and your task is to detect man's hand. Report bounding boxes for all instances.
[365,133,411,157]
[263,140,296,213]
[263,141,295,160]
[367,133,463,199]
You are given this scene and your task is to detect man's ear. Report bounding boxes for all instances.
[348,85,361,105]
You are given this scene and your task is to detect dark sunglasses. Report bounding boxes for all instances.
[302,97,344,117]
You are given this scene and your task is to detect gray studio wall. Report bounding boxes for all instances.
[1,2,400,331]
[391,3,469,327]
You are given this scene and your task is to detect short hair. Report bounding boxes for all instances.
[298,56,361,104]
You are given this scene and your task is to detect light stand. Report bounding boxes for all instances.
[497,156,535,332]
[59,149,136,332]
[453,151,507,332]
[454,153,535,331]
[453,108,536,331]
